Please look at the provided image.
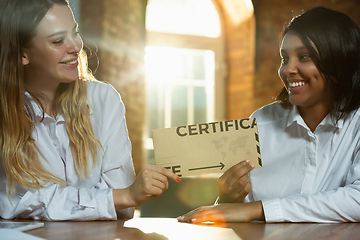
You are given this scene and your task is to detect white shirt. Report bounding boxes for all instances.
[246,102,360,222]
[0,81,135,221]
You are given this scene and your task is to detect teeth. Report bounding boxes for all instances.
[289,81,305,87]
[64,60,77,64]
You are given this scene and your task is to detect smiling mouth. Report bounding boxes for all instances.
[289,81,305,88]
[62,60,77,65]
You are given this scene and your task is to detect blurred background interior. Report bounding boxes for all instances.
[68,0,360,217]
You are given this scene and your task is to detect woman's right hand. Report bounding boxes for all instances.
[217,160,254,203]
[113,164,181,210]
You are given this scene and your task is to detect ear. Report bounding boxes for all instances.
[22,48,30,65]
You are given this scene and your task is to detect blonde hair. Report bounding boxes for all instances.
[59,51,102,179]
[0,0,101,196]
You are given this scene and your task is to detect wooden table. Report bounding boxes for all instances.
[14,218,360,240]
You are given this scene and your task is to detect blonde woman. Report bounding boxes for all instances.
[0,0,180,221]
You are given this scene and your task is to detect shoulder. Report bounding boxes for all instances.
[343,107,360,135]
[86,80,120,100]
[352,107,360,120]
[86,80,125,114]
[251,102,289,124]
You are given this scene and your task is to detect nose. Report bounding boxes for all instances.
[67,35,83,55]
[283,58,298,76]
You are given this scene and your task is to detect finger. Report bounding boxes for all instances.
[230,174,249,192]
[229,160,254,181]
[227,181,251,203]
[220,160,248,179]
[148,165,181,183]
[149,178,169,194]
[178,207,227,223]
[191,210,227,223]
[139,170,169,192]
[177,207,207,222]
[236,182,251,201]
[217,161,248,193]
[220,160,253,188]
[218,160,248,186]
[140,165,173,184]
[143,168,169,185]
[141,178,167,198]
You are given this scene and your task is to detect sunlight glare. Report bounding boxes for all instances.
[146,0,221,38]
[221,0,254,25]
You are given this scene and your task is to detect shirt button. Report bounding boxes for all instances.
[53,140,59,146]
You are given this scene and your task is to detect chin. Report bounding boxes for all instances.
[289,98,304,107]
[61,76,79,83]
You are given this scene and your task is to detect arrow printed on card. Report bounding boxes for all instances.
[188,162,225,171]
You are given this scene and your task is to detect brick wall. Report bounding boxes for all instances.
[80,0,147,174]
[215,0,256,120]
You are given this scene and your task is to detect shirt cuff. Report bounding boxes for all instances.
[261,198,285,222]
[79,188,117,220]
[103,188,117,219]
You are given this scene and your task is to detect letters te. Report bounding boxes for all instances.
[165,165,182,177]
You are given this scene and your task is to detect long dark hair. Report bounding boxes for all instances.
[275,7,360,121]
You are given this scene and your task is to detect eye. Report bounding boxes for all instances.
[53,38,64,44]
[300,53,311,61]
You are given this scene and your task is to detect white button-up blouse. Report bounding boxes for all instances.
[246,102,360,222]
[0,81,135,220]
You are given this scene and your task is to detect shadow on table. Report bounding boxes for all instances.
[140,176,219,217]
[229,221,360,240]
[262,222,360,240]
[32,220,168,240]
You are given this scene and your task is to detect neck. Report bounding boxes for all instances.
[297,104,331,132]
[24,72,60,118]
[25,85,59,119]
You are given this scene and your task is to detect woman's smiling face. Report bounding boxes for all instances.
[278,31,333,110]
[22,4,83,90]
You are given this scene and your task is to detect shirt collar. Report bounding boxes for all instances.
[25,92,65,122]
[287,105,307,129]
[286,105,343,130]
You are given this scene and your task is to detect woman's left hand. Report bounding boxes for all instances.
[177,201,265,223]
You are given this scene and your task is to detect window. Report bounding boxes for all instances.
[146,47,215,128]
[145,0,226,163]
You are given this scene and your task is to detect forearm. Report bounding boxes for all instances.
[247,201,265,222]
[112,187,137,210]
[226,201,265,222]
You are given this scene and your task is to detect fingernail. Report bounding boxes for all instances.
[177,177,182,182]
[245,159,250,164]
[250,164,255,168]
[191,218,196,223]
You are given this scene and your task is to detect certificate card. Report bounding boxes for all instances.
[152,118,262,177]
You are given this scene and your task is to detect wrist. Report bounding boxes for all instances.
[248,201,265,221]
[112,187,136,210]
